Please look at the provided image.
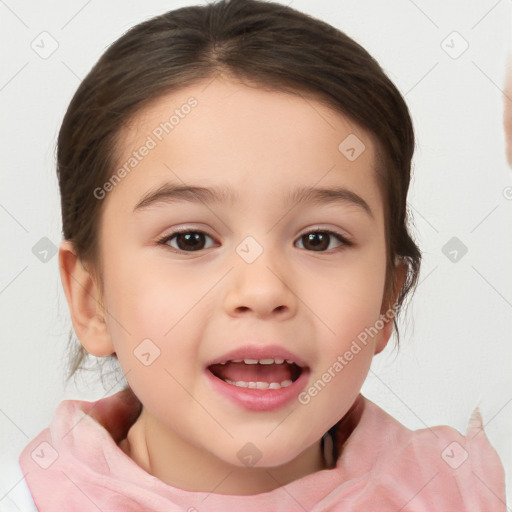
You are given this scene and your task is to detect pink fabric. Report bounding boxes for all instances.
[19,390,506,511]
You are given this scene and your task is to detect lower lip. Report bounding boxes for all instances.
[205,367,310,412]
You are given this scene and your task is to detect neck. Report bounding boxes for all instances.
[121,407,330,495]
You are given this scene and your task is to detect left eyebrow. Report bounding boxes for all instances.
[133,182,373,218]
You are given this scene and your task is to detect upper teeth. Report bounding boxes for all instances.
[220,358,290,365]
[224,379,293,389]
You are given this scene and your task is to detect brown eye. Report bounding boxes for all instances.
[159,230,216,252]
[295,230,348,252]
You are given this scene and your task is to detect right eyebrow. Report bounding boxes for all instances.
[133,183,237,212]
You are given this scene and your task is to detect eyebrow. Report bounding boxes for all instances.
[133,183,373,218]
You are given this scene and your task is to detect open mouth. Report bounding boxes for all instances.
[207,358,304,390]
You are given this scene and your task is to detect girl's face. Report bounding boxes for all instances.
[96,76,392,471]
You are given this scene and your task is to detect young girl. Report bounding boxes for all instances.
[11,0,507,509]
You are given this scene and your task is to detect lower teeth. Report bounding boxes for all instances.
[224,379,293,389]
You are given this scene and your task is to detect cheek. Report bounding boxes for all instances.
[303,249,387,339]
[297,245,386,412]
[101,254,206,376]
[102,260,207,428]
[297,263,384,427]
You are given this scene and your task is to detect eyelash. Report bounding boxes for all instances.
[156,227,353,254]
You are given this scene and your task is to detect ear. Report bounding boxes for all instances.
[374,260,408,355]
[58,240,115,357]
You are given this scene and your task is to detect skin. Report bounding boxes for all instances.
[59,75,406,495]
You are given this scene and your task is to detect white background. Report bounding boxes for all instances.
[1,0,511,507]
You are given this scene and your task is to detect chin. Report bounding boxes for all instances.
[213,437,312,470]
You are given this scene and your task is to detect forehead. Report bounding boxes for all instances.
[107,76,383,218]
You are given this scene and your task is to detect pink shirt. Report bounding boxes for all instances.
[19,390,506,511]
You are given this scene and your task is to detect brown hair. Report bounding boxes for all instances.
[58,0,421,386]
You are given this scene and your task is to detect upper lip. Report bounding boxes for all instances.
[205,344,308,368]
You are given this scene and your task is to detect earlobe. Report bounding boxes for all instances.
[374,261,408,355]
[373,315,394,355]
[58,240,114,357]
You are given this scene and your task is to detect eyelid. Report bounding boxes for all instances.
[295,227,353,251]
[156,227,217,248]
[156,225,354,254]
[298,226,352,242]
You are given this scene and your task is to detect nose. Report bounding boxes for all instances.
[223,244,297,320]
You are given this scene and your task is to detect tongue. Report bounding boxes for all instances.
[210,362,293,383]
